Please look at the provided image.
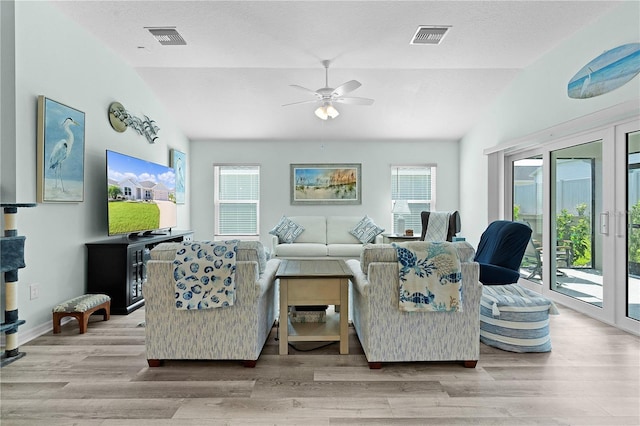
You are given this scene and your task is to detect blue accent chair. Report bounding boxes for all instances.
[474,220,532,285]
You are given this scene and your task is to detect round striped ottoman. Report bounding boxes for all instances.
[480,284,559,352]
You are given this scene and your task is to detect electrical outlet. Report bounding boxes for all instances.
[29,283,40,300]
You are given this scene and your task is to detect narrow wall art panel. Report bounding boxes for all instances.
[171,149,186,204]
[36,96,85,203]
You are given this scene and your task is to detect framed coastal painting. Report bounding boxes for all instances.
[36,96,86,203]
[290,163,361,205]
[171,149,186,204]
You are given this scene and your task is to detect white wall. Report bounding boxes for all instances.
[460,1,640,247]
[190,139,460,246]
[1,1,190,342]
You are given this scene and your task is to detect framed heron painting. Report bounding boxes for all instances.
[36,96,86,203]
[171,149,186,204]
[290,163,361,205]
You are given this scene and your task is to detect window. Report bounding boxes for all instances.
[214,165,260,236]
[391,165,436,233]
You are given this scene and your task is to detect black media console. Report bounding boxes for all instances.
[86,230,193,314]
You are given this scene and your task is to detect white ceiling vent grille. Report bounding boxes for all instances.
[147,28,186,45]
[410,26,450,45]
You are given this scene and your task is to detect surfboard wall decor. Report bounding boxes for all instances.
[568,42,640,99]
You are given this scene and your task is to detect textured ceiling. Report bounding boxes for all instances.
[50,0,621,141]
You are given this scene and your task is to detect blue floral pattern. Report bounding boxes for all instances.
[393,241,462,312]
[173,240,239,310]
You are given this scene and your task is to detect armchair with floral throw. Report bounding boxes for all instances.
[345,241,481,369]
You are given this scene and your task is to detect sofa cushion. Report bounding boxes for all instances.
[349,215,385,244]
[327,244,364,258]
[286,216,327,244]
[269,216,305,243]
[326,216,362,244]
[274,243,328,257]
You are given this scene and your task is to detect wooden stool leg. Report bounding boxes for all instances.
[103,301,111,321]
[79,312,89,334]
[52,313,62,334]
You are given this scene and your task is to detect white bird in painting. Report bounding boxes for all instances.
[48,117,79,192]
[580,67,594,98]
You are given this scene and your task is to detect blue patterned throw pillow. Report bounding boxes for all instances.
[269,216,305,243]
[350,215,385,244]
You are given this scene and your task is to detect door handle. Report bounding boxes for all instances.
[600,211,609,235]
[616,211,627,238]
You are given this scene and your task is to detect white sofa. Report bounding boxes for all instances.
[270,215,384,259]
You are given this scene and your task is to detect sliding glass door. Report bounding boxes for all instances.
[507,118,639,334]
[626,130,640,321]
[513,157,543,283]
[550,140,603,307]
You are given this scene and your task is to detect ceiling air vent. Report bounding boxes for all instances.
[147,28,187,46]
[410,26,450,45]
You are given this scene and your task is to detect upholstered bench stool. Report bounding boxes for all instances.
[480,284,558,352]
[52,294,111,334]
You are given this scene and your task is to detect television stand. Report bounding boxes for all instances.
[86,230,193,314]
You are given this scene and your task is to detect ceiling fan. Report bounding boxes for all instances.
[283,60,374,120]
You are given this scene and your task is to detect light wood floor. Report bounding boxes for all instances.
[1,304,639,425]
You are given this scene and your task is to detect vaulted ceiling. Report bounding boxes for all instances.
[51,0,621,141]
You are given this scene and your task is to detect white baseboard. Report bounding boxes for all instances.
[0,317,73,347]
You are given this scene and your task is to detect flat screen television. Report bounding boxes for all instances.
[106,150,177,237]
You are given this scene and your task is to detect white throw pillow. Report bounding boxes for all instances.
[350,215,385,244]
[269,216,305,243]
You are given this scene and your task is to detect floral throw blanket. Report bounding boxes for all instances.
[173,240,238,310]
[394,241,462,312]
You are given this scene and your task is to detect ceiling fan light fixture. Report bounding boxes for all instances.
[315,103,339,120]
[315,105,329,120]
[286,60,372,118]
[326,104,339,119]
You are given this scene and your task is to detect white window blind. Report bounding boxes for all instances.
[391,165,436,233]
[214,165,260,236]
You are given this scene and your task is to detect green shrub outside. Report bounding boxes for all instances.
[629,201,640,264]
[514,202,592,267]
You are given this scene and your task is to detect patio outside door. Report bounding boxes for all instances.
[620,126,640,324]
[550,140,605,308]
[509,118,639,334]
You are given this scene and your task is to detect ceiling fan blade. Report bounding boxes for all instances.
[282,99,320,107]
[334,96,374,106]
[332,80,361,98]
[289,85,322,98]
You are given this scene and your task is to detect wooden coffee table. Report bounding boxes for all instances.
[276,259,352,355]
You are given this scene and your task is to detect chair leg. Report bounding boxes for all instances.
[147,359,162,367]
